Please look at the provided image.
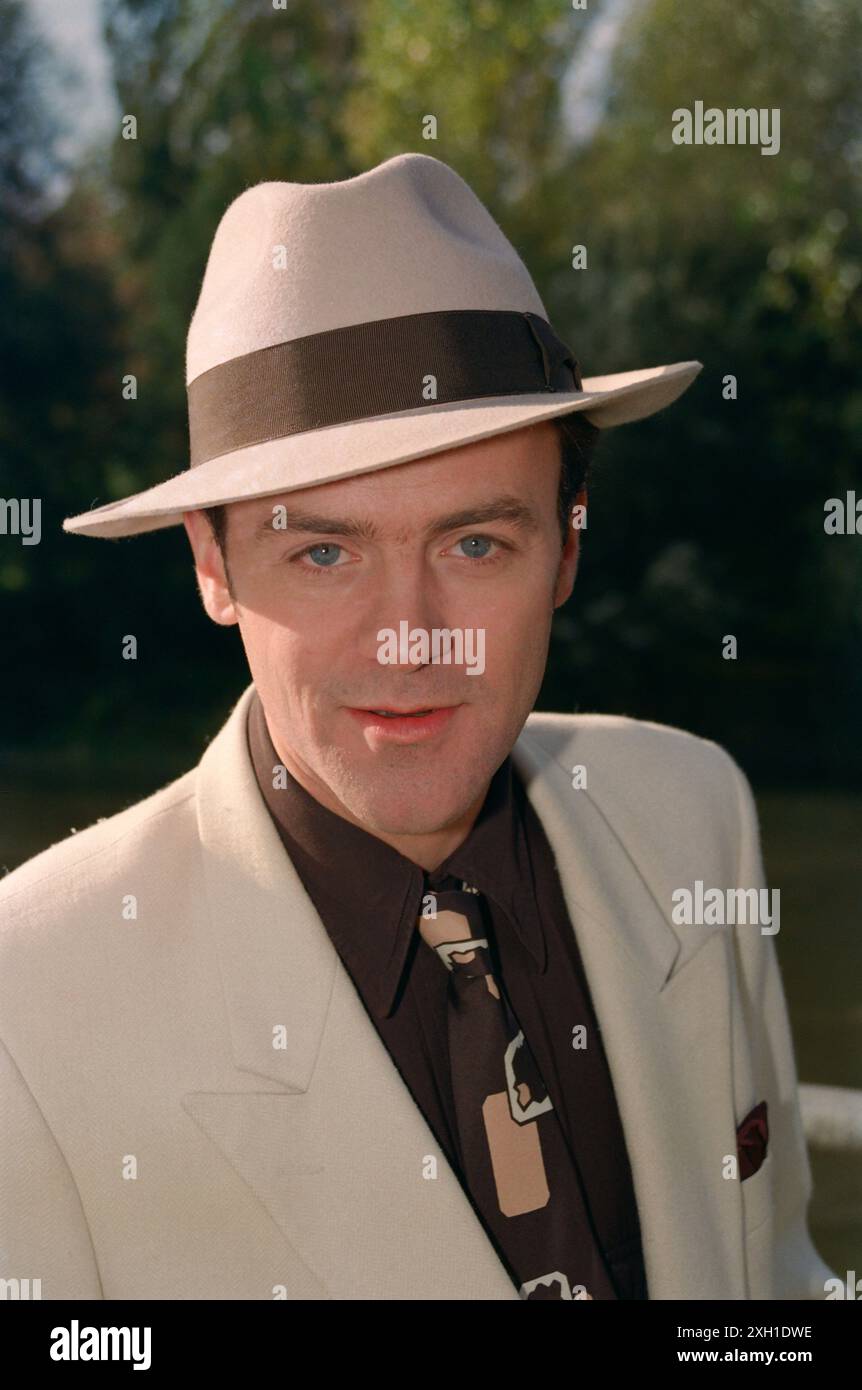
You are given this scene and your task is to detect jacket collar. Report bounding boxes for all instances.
[195,683,686,1094]
[244,688,545,1020]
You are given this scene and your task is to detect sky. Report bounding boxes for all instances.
[22,0,635,186]
[26,0,117,166]
[562,0,647,146]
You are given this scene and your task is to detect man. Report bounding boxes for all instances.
[0,154,833,1300]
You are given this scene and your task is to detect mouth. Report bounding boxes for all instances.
[364,707,439,718]
[346,705,461,742]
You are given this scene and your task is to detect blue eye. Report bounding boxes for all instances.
[456,535,494,559]
[306,543,343,567]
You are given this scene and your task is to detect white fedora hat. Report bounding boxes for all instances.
[63,153,702,540]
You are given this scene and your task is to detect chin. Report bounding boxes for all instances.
[345,776,481,838]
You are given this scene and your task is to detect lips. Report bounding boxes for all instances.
[346,705,461,741]
[366,708,437,718]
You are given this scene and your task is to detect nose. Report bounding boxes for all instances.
[359,554,449,671]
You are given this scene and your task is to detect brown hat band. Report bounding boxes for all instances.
[187,309,582,468]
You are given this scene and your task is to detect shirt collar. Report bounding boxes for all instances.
[246,689,546,1019]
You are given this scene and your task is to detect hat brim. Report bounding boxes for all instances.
[63,360,702,538]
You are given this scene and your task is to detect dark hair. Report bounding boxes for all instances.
[554,411,596,542]
[202,412,597,562]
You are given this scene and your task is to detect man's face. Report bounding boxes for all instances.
[183,420,582,843]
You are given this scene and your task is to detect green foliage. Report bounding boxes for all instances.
[3,0,861,782]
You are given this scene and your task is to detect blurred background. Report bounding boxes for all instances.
[0,0,859,1279]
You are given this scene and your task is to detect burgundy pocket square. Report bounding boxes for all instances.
[737,1100,769,1180]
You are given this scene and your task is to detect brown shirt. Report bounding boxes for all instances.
[246,690,648,1299]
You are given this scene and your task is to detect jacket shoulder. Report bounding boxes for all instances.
[519,709,752,860]
[522,708,743,775]
[0,768,198,922]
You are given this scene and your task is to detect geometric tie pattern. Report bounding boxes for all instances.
[417,876,619,1300]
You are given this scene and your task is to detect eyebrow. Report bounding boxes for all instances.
[251,495,542,545]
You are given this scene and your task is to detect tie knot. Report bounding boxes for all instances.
[417,884,489,970]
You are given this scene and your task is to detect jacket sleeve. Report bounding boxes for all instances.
[726,753,838,1300]
[0,1034,103,1299]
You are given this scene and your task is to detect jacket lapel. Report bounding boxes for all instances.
[186,683,520,1299]
[511,717,747,1298]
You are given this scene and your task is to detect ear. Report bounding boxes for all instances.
[182,510,238,626]
[553,486,586,608]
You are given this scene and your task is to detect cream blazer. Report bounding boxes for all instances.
[0,683,835,1300]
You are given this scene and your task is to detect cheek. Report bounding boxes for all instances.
[482,573,554,651]
[234,604,303,686]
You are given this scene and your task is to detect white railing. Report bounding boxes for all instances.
[799,1084,862,1151]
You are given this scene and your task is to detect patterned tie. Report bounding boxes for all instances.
[418,875,619,1300]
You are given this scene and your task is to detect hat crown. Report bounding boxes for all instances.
[186,153,547,386]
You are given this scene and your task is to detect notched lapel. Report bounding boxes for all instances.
[182,963,522,1300]
[196,685,338,1093]
[189,686,521,1299]
[512,721,747,1299]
